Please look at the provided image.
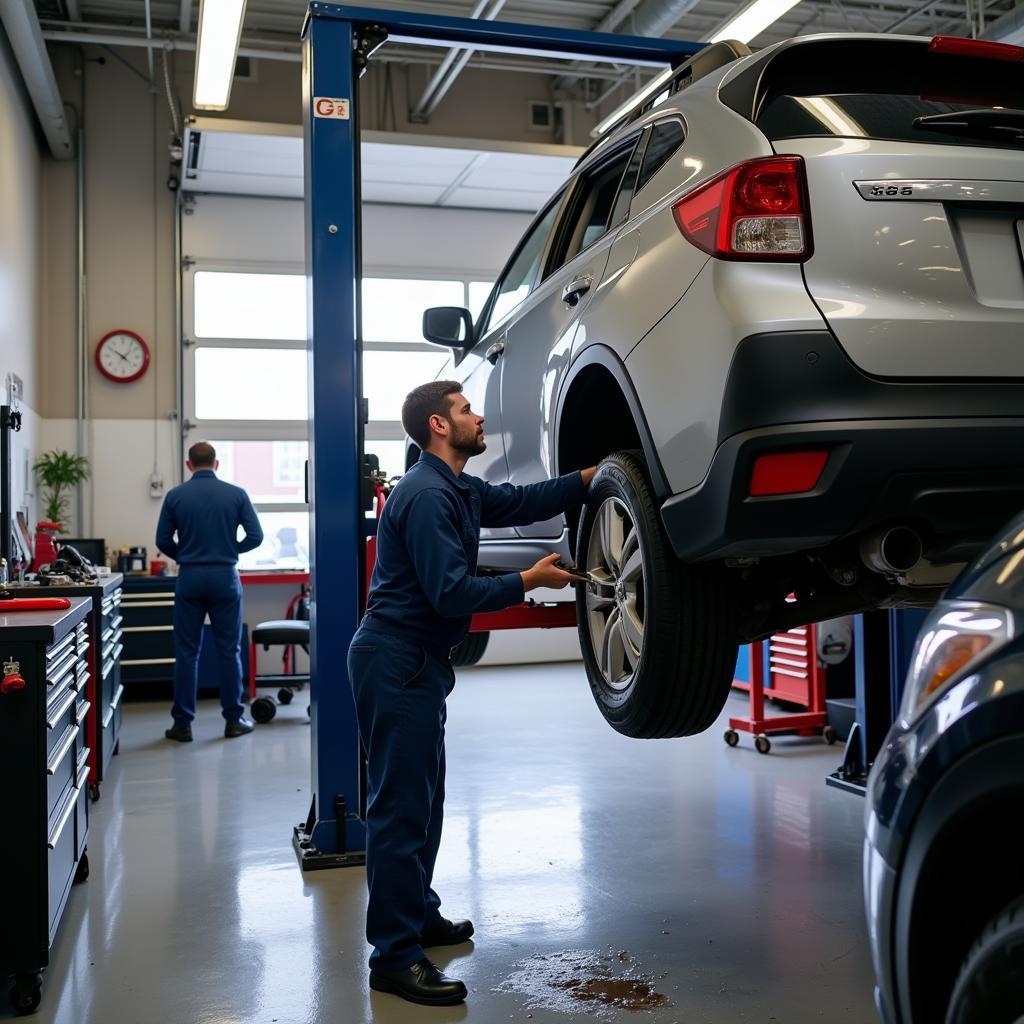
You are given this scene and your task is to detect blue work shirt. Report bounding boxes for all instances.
[155,470,264,566]
[363,452,587,654]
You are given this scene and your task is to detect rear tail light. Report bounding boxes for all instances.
[672,156,812,262]
[750,451,829,496]
[929,35,1024,62]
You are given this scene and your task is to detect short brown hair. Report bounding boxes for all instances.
[188,441,217,468]
[401,381,462,450]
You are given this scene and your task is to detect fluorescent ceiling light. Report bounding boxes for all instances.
[709,0,803,44]
[193,0,248,111]
[593,64,675,137]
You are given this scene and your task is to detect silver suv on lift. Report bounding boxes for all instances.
[419,32,1024,739]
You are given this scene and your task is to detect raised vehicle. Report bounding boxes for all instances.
[419,33,1024,737]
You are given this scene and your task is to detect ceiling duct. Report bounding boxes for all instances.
[0,0,74,159]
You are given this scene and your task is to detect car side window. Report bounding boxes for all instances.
[478,196,563,336]
[634,120,684,195]
[607,130,648,228]
[552,137,641,269]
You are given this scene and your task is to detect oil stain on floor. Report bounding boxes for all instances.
[497,948,670,1017]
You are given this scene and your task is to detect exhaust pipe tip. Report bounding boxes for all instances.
[860,526,923,576]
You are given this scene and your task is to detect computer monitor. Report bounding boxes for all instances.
[59,537,106,567]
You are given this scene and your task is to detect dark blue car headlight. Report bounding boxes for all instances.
[899,601,1015,726]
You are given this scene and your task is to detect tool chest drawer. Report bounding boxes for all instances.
[1,598,93,1008]
[120,577,177,684]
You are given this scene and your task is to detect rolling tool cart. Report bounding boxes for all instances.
[0,598,92,1015]
[3,576,124,798]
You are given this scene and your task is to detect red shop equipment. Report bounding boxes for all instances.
[31,521,62,573]
[725,623,838,754]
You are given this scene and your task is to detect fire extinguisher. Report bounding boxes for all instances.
[32,521,62,573]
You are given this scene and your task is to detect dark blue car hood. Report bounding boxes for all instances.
[953,509,1024,604]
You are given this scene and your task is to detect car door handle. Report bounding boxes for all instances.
[485,340,506,364]
[562,274,593,308]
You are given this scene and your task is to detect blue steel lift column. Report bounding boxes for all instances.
[294,1,701,870]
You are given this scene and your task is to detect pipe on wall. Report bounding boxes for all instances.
[0,0,74,159]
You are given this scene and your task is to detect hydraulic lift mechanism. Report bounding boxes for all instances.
[295,1,701,869]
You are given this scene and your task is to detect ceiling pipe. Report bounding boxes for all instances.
[555,0,698,91]
[981,0,1024,42]
[0,0,74,158]
[41,28,303,63]
[410,0,507,122]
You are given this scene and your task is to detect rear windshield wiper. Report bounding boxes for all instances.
[913,108,1024,144]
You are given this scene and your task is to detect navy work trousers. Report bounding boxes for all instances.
[347,626,455,971]
[172,564,245,726]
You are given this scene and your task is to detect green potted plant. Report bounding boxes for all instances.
[33,450,90,532]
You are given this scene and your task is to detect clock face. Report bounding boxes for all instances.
[96,330,150,383]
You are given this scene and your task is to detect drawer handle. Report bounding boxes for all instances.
[47,689,77,730]
[121,657,175,666]
[113,643,124,661]
[75,699,92,725]
[102,704,114,729]
[76,672,89,693]
[47,651,78,687]
[46,673,74,708]
[47,633,76,662]
[102,658,114,680]
[47,781,80,849]
[122,625,173,633]
[76,748,90,785]
[47,724,79,775]
[110,684,125,711]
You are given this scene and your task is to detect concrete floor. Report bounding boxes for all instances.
[14,663,877,1024]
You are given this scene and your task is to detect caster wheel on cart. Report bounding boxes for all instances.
[823,725,838,746]
[252,697,277,723]
[73,853,90,884]
[755,735,772,755]
[88,782,101,802]
[277,688,294,705]
[10,972,42,1016]
[724,729,739,747]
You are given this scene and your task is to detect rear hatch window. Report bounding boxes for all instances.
[722,38,1024,152]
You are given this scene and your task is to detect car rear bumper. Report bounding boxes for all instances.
[660,330,1024,561]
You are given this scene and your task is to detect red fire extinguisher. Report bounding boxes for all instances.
[32,521,62,573]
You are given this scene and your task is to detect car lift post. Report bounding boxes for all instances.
[294,1,701,870]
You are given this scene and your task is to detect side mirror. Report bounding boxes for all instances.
[423,307,474,350]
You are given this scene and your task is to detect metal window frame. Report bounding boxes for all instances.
[300,1,700,868]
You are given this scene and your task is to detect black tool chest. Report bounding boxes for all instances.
[0,598,92,1015]
[2,577,124,798]
[119,576,176,683]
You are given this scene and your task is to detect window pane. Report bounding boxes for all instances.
[194,272,305,340]
[562,152,632,264]
[237,510,309,570]
[608,135,645,227]
[366,439,409,479]
[468,282,493,320]
[635,121,684,194]
[211,441,308,503]
[484,198,561,332]
[194,348,308,420]
[363,278,465,343]
[363,350,449,421]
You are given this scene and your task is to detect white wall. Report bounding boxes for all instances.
[0,26,43,541]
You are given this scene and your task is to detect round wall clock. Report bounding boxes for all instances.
[95,329,151,384]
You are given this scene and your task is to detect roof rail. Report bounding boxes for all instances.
[589,39,752,140]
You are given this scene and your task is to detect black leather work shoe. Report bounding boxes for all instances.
[164,724,193,742]
[369,958,467,1006]
[224,717,255,738]
[420,917,475,947]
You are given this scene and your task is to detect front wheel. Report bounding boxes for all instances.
[575,452,737,738]
[946,895,1024,1023]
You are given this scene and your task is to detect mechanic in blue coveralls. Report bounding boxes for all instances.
[156,440,264,743]
[349,380,596,1008]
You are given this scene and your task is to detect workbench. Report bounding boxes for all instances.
[0,598,92,1015]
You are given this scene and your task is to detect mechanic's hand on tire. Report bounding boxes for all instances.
[522,553,574,591]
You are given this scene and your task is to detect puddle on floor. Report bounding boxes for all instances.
[497,948,669,1017]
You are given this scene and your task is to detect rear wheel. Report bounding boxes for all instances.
[945,895,1024,1024]
[450,632,489,667]
[575,452,737,738]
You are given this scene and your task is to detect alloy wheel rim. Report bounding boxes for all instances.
[584,497,645,691]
